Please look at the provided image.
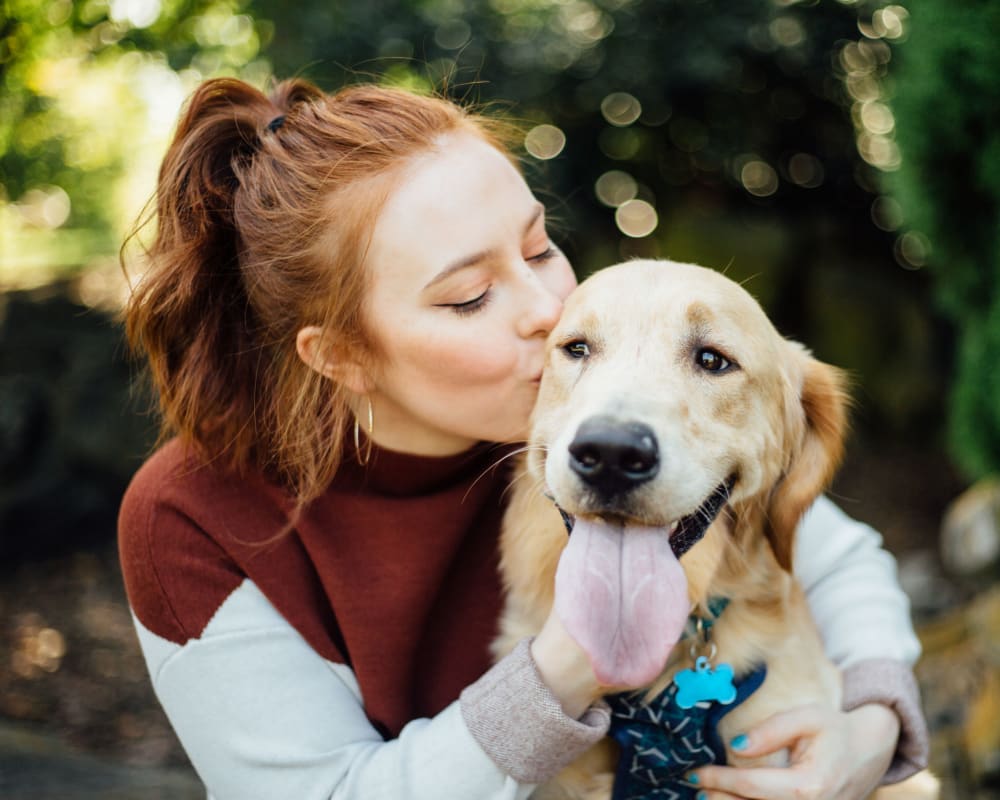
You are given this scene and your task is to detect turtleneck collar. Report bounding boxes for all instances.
[336,435,519,497]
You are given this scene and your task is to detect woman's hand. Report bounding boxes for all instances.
[530,607,604,720]
[688,702,899,800]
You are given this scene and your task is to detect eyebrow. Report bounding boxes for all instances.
[422,203,546,291]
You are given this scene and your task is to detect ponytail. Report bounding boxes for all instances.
[127,80,291,469]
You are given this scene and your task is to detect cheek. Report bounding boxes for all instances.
[387,324,518,388]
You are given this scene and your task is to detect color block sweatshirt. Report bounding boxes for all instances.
[118,438,928,799]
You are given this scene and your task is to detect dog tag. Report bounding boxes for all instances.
[672,656,737,709]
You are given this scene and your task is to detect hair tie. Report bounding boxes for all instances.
[266,115,286,133]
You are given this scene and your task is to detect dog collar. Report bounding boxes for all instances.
[548,478,733,560]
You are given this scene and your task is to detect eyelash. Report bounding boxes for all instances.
[529,245,557,263]
[447,289,492,316]
[441,245,557,316]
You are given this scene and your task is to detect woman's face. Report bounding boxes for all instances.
[359,132,578,456]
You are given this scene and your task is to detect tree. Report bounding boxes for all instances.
[890,0,1000,476]
[0,0,270,284]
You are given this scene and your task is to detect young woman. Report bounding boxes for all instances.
[119,77,928,800]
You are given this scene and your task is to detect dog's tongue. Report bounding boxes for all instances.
[555,517,689,688]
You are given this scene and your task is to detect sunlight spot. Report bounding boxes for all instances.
[109,0,162,29]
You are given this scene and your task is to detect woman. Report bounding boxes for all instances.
[119,77,928,800]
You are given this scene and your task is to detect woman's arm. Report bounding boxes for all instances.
[795,495,921,666]
[795,495,928,783]
[133,577,608,800]
[688,497,930,799]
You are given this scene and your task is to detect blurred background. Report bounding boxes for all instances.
[1,0,998,797]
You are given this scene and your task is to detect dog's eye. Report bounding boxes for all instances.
[697,348,731,372]
[563,340,590,359]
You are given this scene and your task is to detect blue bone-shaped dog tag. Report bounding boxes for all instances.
[673,656,737,709]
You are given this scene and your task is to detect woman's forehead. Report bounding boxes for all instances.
[366,134,540,284]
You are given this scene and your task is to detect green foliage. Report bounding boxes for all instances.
[891,0,1000,475]
[0,0,953,442]
[0,0,270,284]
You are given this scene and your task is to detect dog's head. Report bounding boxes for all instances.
[530,259,848,571]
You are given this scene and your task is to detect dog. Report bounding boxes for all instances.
[493,259,937,800]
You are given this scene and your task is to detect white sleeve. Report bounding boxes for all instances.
[793,495,921,668]
[133,578,534,800]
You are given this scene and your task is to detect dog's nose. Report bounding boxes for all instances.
[568,417,659,495]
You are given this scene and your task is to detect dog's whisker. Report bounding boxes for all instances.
[500,468,549,504]
[462,444,545,503]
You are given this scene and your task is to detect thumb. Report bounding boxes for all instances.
[727,704,827,758]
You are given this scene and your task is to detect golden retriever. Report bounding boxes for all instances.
[493,259,936,800]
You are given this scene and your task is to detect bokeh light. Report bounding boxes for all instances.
[595,170,638,207]
[872,5,908,40]
[14,186,71,229]
[525,124,566,160]
[615,199,658,238]
[435,19,472,50]
[740,159,779,197]
[601,92,641,127]
[871,196,904,232]
[895,231,931,270]
[109,0,162,29]
[768,16,805,48]
[786,153,824,188]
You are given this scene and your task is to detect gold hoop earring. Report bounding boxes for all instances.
[353,396,375,466]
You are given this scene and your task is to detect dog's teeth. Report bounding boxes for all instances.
[668,521,679,534]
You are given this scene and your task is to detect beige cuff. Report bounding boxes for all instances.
[841,658,930,784]
[459,638,611,784]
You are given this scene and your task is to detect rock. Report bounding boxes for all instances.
[940,478,1000,577]
[897,549,961,620]
[917,586,1000,795]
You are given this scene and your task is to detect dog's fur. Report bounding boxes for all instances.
[493,260,935,800]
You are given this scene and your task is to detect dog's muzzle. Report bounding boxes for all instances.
[568,416,659,497]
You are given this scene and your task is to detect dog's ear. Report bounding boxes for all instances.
[765,347,849,571]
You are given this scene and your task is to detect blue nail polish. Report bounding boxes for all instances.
[696,792,707,800]
[686,772,699,785]
[730,733,749,751]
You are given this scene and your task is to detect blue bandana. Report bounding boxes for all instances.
[607,664,767,800]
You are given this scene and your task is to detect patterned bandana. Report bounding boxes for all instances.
[607,664,767,800]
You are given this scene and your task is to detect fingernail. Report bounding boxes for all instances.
[730,733,749,751]
[696,792,707,800]
[685,772,699,785]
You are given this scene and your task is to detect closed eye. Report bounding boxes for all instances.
[528,245,557,263]
[437,288,491,316]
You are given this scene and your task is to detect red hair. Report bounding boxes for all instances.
[125,77,516,507]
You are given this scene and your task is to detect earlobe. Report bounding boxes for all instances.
[295,326,373,394]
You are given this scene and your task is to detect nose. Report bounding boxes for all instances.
[568,416,660,496]
[516,270,565,339]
